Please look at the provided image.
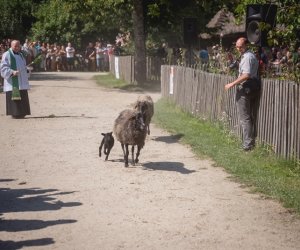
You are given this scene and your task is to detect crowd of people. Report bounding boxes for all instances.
[153,41,300,79]
[196,44,300,77]
[0,38,119,74]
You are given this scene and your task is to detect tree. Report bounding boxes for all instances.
[0,0,40,41]
[133,0,146,84]
[30,0,130,48]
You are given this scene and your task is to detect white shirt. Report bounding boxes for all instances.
[0,49,30,92]
[239,50,259,79]
[66,46,75,58]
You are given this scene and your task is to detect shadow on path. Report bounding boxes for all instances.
[26,114,97,119]
[0,184,81,249]
[30,73,86,81]
[0,187,81,213]
[143,161,196,174]
[152,134,184,144]
[0,238,54,250]
[0,179,16,182]
[0,219,76,232]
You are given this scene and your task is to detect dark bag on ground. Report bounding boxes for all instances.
[242,78,261,94]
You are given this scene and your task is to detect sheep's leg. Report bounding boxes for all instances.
[135,145,142,164]
[131,146,135,165]
[121,143,126,157]
[147,125,150,135]
[124,144,129,167]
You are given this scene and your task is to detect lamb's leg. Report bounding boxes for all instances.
[124,144,129,167]
[147,125,150,135]
[105,147,111,161]
[131,146,135,165]
[135,145,142,164]
[99,140,104,157]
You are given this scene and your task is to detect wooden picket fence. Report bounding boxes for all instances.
[161,65,300,160]
[109,55,162,83]
[109,56,299,160]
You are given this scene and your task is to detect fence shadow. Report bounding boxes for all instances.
[30,73,80,81]
[142,161,196,174]
[116,80,161,93]
[26,114,97,119]
[0,187,81,213]
[0,179,16,182]
[0,238,54,250]
[0,219,76,232]
[0,185,81,249]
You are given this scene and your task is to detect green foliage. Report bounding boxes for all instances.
[0,0,37,41]
[234,0,300,48]
[30,0,131,48]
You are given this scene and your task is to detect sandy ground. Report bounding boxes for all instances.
[0,71,300,250]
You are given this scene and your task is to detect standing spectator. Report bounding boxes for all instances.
[103,45,109,71]
[199,47,209,70]
[85,42,96,71]
[0,40,31,119]
[95,42,105,71]
[225,37,260,151]
[107,44,114,56]
[55,45,67,72]
[22,38,32,65]
[47,44,56,71]
[40,42,48,71]
[292,46,300,68]
[157,43,167,61]
[66,42,75,71]
[60,45,67,71]
[45,44,51,71]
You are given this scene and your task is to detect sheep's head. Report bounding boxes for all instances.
[135,102,148,115]
[132,112,146,131]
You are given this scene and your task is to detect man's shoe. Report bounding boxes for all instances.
[243,146,254,151]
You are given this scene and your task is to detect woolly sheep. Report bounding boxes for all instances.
[113,109,147,167]
[99,132,114,161]
[134,95,154,135]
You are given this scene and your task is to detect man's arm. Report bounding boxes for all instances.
[224,73,250,91]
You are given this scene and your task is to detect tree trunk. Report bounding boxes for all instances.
[132,0,146,85]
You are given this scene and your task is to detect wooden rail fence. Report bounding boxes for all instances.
[109,55,162,83]
[161,65,300,160]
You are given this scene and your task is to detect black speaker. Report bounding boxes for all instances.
[183,18,198,46]
[246,4,277,46]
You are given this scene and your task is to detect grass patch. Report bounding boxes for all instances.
[93,73,161,92]
[153,98,300,214]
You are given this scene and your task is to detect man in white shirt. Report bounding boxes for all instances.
[66,42,75,71]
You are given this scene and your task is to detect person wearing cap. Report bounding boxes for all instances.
[0,40,31,119]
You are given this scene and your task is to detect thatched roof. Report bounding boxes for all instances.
[201,9,244,38]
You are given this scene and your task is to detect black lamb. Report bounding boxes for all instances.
[99,132,114,161]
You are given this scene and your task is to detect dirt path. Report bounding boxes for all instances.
[0,72,300,250]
